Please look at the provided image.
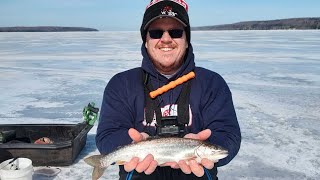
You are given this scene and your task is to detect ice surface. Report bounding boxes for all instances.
[0,30,319,179]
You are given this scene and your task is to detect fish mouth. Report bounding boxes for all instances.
[216,154,228,159]
[215,150,229,159]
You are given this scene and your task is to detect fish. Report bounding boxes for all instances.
[84,137,228,180]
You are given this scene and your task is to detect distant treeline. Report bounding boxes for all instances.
[192,17,320,31]
[0,26,98,32]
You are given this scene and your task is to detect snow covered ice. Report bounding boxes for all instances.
[0,30,319,179]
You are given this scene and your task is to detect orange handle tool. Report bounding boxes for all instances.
[149,71,195,98]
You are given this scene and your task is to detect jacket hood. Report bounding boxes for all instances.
[141,43,195,82]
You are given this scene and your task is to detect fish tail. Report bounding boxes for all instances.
[84,155,108,180]
[92,167,106,180]
[84,155,104,167]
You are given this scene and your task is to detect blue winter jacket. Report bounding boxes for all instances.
[96,44,241,167]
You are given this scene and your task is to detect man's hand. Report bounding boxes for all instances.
[161,129,215,177]
[124,128,158,175]
[128,128,149,143]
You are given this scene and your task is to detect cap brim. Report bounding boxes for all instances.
[143,15,187,30]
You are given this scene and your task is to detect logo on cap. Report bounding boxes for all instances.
[161,6,177,17]
[146,0,188,11]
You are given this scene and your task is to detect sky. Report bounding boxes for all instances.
[0,0,319,31]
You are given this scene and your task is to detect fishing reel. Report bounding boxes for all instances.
[156,116,186,137]
[83,102,99,126]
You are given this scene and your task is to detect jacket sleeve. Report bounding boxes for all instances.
[201,73,241,167]
[95,74,134,154]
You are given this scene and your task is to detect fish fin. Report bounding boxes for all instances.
[184,155,197,161]
[84,155,105,167]
[115,160,126,165]
[159,163,166,166]
[92,167,106,180]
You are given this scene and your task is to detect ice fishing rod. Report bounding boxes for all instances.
[149,71,195,98]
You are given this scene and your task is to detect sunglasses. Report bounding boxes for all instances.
[148,29,184,39]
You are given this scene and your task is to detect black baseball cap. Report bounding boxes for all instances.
[140,0,190,43]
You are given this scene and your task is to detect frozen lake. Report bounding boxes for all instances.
[0,30,319,179]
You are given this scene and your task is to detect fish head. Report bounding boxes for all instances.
[195,143,229,162]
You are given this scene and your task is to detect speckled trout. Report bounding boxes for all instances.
[84,137,228,180]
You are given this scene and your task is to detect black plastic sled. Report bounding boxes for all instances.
[0,122,92,166]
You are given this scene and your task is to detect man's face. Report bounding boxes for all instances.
[145,18,188,75]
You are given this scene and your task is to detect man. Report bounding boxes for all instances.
[96,0,241,179]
